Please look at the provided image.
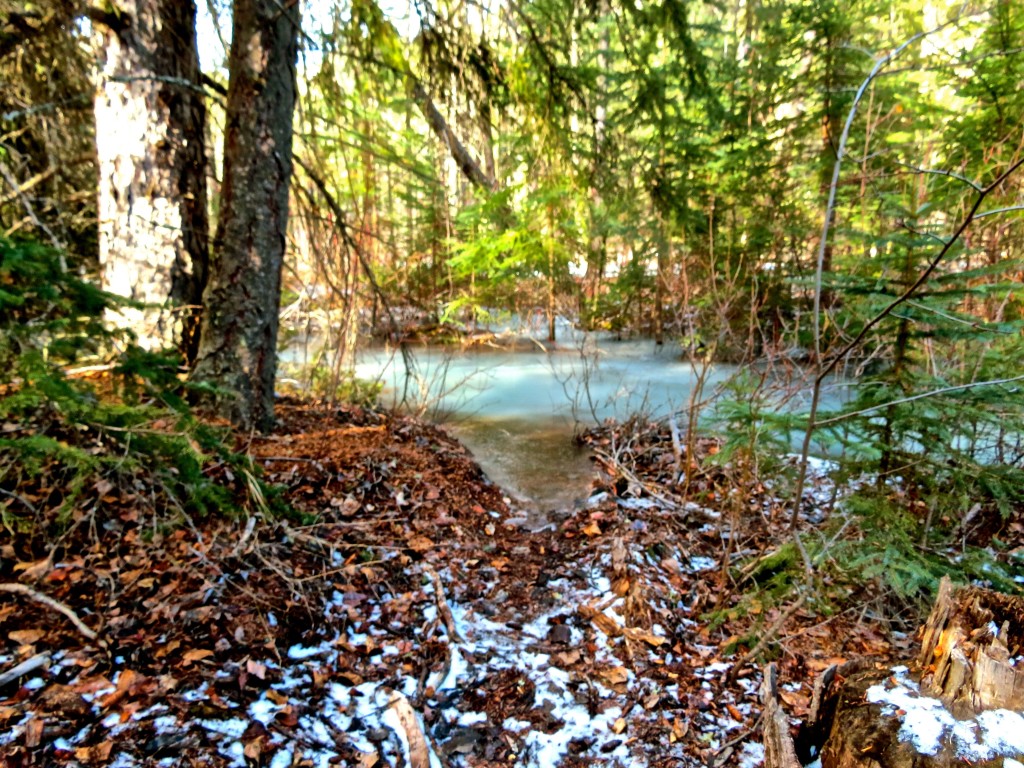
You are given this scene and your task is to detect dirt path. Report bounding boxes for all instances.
[0,401,897,767]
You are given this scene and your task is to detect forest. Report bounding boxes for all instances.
[1,0,1024,765]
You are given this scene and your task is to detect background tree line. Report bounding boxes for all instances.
[1,0,1022,442]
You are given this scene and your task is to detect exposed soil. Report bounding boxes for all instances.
[0,399,948,767]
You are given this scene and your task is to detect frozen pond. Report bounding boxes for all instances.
[345,334,837,519]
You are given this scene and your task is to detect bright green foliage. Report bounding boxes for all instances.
[828,494,1021,602]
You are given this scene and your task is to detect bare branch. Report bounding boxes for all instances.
[815,374,1024,427]
[893,160,983,192]
[975,205,1024,219]
[0,583,100,642]
[812,6,971,355]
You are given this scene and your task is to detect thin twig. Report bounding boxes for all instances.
[0,583,99,642]
[726,593,806,682]
[423,564,463,643]
[815,373,1024,427]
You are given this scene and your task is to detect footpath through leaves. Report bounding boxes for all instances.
[0,400,981,767]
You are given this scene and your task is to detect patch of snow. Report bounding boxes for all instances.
[458,711,488,725]
[249,697,281,725]
[739,741,766,768]
[436,645,469,691]
[286,642,330,660]
[152,715,178,733]
[698,662,732,677]
[689,556,717,572]
[197,717,249,740]
[618,497,656,509]
[867,667,1024,759]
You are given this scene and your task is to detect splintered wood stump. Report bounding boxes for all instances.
[761,663,801,768]
[761,579,1024,768]
[917,576,1024,717]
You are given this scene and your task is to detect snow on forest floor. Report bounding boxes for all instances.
[0,516,769,767]
[3,401,957,767]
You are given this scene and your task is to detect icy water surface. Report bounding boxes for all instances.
[351,336,743,518]
[285,331,844,521]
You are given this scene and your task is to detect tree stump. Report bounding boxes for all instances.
[761,578,1024,768]
[917,576,1024,717]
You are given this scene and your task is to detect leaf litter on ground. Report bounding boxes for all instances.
[2,401,965,767]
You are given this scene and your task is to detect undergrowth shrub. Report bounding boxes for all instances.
[0,237,288,551]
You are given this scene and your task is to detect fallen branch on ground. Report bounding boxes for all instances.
[424,564,463,643]
[0,652,52,689]
[0,583,100,642]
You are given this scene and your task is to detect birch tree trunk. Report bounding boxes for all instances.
[191,0,300,431]
[94,0,209,361]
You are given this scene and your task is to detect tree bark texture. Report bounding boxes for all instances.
[94,0,209,360]
[191,0,299,431]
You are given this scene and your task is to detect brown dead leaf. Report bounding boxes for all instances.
[408,535,434,552]
[14,558,51,580]
[611,717,627,734]
[551,649,581,667]
[74,741,113,764]
[24,717,43,748]
[182,648,215,664]
[155,640,181,659]
[71,675,114,695]
[612,577,630,597]
[601,666,629,686]
[581,521,602,537]
[116,669,140,692]
[611,537,627,571]
[246,659,267,680]
[266,689,289,706]
[779,690,810,715]
[8,629,44,645]
[806,656,848,672]
[243,738,263,761]
[622,627,667,648]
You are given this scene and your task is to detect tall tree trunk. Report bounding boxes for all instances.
[94,0,209,361]
[191,0,299,431]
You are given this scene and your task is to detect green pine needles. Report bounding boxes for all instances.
[0,237,287,549]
